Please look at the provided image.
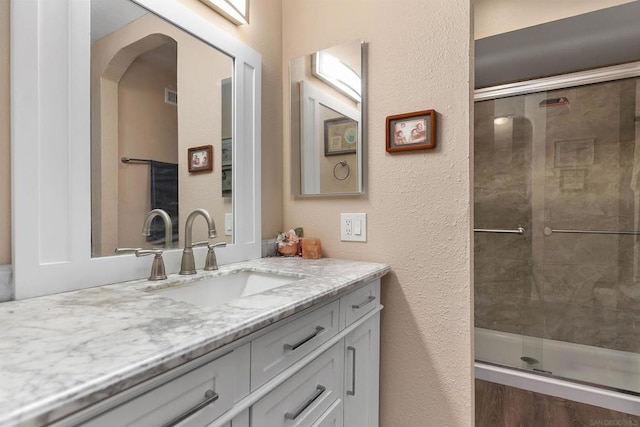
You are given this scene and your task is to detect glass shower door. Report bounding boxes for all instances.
[474,70,640,395]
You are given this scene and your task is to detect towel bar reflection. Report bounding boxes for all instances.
[544,227,640,236]
[474,227,525,235]
[121,157,152,164]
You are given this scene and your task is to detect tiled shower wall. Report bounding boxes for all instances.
[474,78,640,353]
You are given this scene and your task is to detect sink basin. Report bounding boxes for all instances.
[150,270,303,308]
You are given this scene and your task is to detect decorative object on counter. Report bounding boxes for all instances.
[385,109,437,153]
[188,145,213,173]
[301,238,322,259]
[277,227,303,256]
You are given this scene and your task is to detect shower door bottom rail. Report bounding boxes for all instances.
[474,227,525,235]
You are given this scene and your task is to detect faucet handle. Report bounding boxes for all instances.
[204,242,227,271]
[114,248,167,281]
[115,247,143,255]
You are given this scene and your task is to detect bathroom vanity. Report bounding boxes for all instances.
[0,258,389,426]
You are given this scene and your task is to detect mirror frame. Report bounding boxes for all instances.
[291,41,367,197]
[11,0,261,299]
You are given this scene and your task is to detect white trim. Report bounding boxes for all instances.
[476,362,640,416]
[474,61,640,101]
[11,0,261,299]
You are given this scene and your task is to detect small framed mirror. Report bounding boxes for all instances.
[290,40,366,196]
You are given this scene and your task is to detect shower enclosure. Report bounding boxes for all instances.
[474,63,640,398]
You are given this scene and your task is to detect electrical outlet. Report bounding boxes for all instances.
[341,213,367,242]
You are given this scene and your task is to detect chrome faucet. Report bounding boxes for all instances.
[180,209,217,275]
[141,209,173,249]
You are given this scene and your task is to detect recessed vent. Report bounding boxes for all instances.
[165,88,178,106]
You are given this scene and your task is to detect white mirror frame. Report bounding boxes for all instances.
[11,0,261,299]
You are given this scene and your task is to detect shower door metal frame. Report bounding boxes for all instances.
[475,61,640,101]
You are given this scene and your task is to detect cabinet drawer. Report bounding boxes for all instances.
[85,351,237,427]
[251,341,344,427]
[251,300,339,390]
[340,279,380,329]
[311,399,344,427]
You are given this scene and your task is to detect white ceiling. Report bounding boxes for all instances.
[91,0,148,43]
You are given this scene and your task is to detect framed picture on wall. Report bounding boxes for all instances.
[324,117,358,156]
[188,145,213,173]
[386,109,437,153]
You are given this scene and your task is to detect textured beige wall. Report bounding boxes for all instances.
[178,0,283,239]
[283,1,473,425]
[474,0,636,39]
[0,0,10,265]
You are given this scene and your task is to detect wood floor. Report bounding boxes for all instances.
[476,380,640,427]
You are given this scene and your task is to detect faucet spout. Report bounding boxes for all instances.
[180,209,217,275]
[141,209,173,249]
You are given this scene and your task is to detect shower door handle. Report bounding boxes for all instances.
[474,227,524,235]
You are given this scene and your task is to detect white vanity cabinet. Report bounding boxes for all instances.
[56,279,381,427]
[343,313,380,427]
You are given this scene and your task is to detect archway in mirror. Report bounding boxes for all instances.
[91,0,234,258]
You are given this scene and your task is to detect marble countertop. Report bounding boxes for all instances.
[0,257,389,427]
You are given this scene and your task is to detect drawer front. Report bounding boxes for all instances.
[251,341,344,427]
[251,300,340,390]
[311,399,344,427]
[86,351,237,427]
[340,279,380,329]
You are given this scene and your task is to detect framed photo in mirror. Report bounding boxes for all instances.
[222,166,232,197]
[324,117,358,156]
[188,145,213,173]
[386,109,437,153]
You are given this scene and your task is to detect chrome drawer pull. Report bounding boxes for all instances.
[347,346,356,396]
[284,385,326,420]
[161,389,219,427]
[283,326,325,351]
[352,295,376,310]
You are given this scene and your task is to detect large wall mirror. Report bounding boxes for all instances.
[290,41,366,196]
[90,0,234,257]
[11,0,261,299]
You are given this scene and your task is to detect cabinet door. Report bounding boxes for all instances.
[344,312,380,427]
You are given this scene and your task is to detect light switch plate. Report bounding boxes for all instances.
[341,213,367,242]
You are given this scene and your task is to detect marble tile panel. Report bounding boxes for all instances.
[476,258,529,283]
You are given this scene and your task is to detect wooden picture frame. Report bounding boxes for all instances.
[386,109,436,153]
[324,117,358,156]
[188,145,213,173]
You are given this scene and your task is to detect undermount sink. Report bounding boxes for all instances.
[150,270,303,308]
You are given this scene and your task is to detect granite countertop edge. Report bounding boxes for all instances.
[0,257,390,427]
